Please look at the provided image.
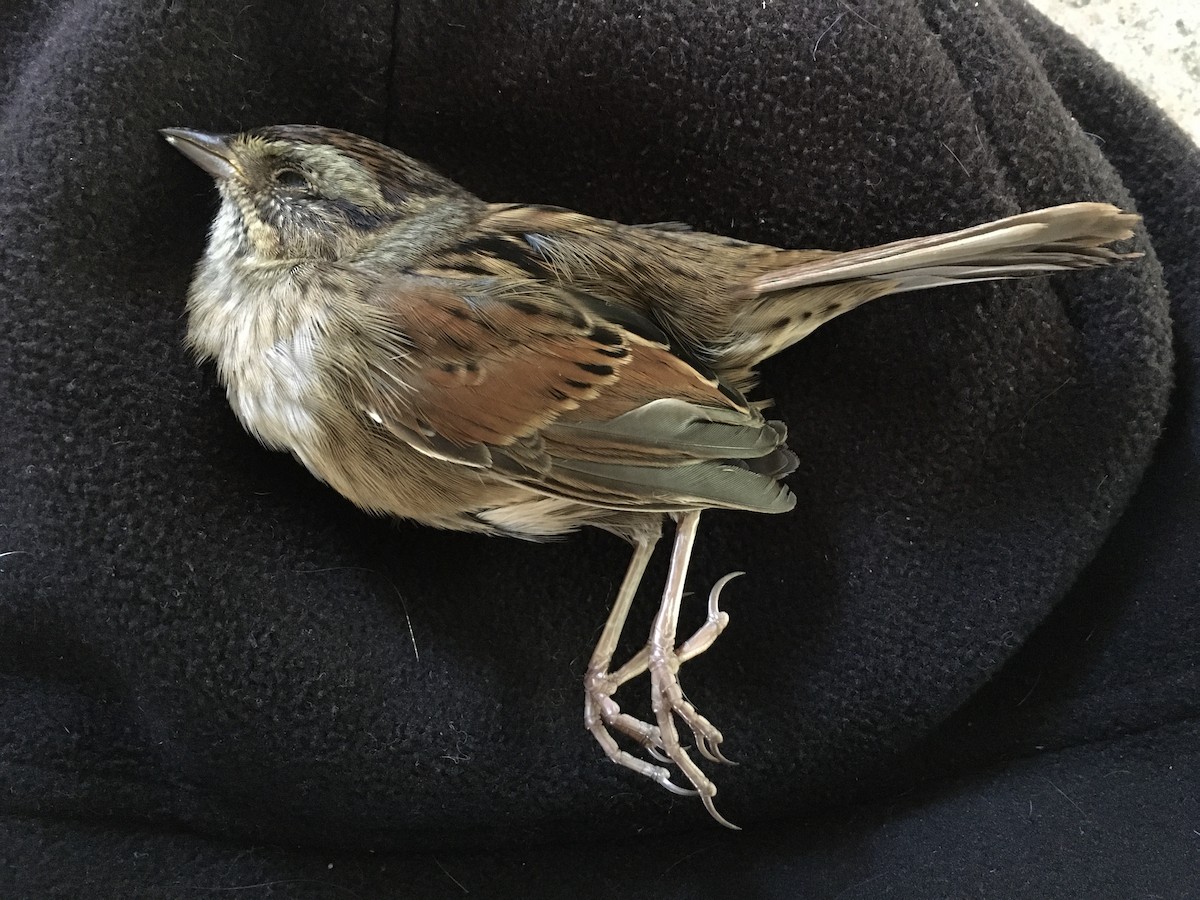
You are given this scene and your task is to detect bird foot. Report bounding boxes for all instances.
[584,572,742,828]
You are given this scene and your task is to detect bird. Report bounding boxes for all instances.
[161,124,1140,827]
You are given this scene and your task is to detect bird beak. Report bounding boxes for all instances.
[159,127,240,181]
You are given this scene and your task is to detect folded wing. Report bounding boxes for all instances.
[336,275,796,514]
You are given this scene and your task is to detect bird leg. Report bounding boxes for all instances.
[646,510,738,828]
[584,536,687,791]
[583,511,741,828]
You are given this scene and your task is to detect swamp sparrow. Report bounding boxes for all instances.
[162,125,1139,826]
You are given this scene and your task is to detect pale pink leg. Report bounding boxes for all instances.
[583,537,695,794]
[583,513,742,828]
[646,511,739,828]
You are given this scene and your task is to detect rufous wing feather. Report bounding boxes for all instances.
[337,276,796,513]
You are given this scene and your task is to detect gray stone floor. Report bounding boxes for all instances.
[1025,0,1198,142]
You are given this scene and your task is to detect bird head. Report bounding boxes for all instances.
[161,124,476,262]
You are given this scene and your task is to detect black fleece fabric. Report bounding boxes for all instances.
[1,0,1196,896]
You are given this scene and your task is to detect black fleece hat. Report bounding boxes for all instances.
[2,0,1197,896]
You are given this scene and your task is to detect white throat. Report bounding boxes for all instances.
[185,201,329,463]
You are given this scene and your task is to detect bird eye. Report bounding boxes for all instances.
[273,168,309,190]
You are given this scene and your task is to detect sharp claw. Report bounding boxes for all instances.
[701,792,741,830]
[659,775,700,797]
[695,735,721,764]
[695,731,735,765]
[708,571,745,613]
[647,744,672,764]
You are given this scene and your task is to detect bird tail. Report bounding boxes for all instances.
[722,203,1141,370]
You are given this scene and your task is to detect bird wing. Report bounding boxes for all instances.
[337,275,796,514]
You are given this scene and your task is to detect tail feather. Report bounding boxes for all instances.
[722,203,1140,371]
[748,202,1139,295]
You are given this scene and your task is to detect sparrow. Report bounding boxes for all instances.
[161,124,1140,827]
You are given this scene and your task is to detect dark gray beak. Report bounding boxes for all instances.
[159,127,240,180]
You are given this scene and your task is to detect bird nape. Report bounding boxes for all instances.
[163,124,1140,827]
